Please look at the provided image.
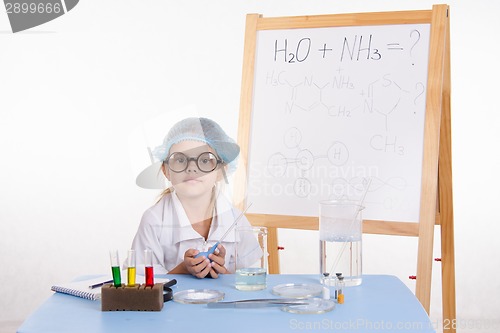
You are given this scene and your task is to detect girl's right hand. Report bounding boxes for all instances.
[183,248,211,278]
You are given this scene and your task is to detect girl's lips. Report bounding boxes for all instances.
[183,178,201,183]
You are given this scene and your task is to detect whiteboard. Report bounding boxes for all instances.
[246,24,431,222]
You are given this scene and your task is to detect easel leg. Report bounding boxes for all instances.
[267,227,280,274]
[438,7,456,331]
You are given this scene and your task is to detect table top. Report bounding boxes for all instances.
[18,274,434,333]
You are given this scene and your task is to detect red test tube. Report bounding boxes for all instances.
[144,249,154,287]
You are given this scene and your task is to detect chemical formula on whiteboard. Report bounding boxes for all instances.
[270,29,423,64]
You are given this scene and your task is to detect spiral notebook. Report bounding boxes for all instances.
[51,276,111,301]
[51,275,170,301]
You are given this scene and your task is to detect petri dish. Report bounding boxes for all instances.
[281,298,335,314]
[271,283,324,299]
[173,289,225,304]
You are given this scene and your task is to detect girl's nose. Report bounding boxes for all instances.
[186,159,198,173]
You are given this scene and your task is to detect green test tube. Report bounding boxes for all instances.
[109,250,122,287]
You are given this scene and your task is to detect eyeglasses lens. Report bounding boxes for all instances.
[197,152,218,172]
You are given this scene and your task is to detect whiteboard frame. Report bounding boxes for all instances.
[234,4,454,329]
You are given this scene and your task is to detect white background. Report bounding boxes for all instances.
[1,1,499,332]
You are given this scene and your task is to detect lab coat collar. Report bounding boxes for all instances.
[207,195,237,243]
[169,191,237,244]
[170,192,204,245]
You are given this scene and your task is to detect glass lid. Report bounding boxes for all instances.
[173,289,225,304]
[271,283,324,298]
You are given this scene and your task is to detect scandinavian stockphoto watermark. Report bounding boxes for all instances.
[3,0,78,33]
[289,318,428,331]
[289,318,500,331]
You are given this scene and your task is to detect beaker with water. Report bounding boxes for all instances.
[235,226,268,291]
[319,200,364,287]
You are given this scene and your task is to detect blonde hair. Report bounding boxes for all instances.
[156,186,174,203]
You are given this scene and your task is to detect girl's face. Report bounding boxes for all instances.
[163,140,224,200]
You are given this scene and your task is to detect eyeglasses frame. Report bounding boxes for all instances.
[164,151,224,173]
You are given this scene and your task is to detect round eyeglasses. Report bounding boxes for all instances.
[164,152,223,173]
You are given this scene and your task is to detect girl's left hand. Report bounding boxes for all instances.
[208,244,227,278]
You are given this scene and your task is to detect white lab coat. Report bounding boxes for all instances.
[130,191,256,274]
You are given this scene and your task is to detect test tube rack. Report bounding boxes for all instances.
[101,283,164,311]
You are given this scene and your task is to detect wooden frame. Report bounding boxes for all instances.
[234,4,455,332]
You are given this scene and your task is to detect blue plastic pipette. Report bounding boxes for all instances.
[195,203,252,260]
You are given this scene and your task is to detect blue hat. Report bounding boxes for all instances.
[152,117,240,164]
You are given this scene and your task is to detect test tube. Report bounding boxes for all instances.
[334,272,342,299]
[321,272,330,286]
[337,276,345,304]
[144,249,154,287]
[109,250,122,288]
[127,249,136,287]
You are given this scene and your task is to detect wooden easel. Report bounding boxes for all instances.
[234,4,455,332]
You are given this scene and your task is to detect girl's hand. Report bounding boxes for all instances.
[207,244,228,278]
[183,248,211,278]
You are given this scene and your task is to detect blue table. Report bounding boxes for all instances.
[18,275,434,333]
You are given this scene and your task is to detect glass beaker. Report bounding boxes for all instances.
[234,226,268,291]
[319,200,364,287]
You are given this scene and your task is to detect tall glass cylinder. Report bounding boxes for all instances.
[319,201,364,286]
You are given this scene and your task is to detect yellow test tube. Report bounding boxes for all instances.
[127,249,136,287]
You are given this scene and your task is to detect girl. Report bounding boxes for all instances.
[131,117,253,278]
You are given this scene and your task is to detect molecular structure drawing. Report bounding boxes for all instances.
[267,70,415,133]
[330,176,408,210]
[267,127,349,198]
[266,127,408,205]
